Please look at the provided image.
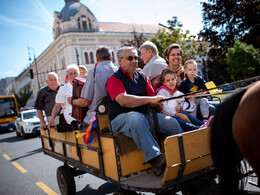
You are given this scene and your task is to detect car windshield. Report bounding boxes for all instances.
[23,111,38,120]
[0,98,18,118]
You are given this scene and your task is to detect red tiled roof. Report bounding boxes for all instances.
[98,22,166,33]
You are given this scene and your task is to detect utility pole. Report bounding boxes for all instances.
[28,46,40,90]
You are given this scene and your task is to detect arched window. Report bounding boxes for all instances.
[90,52,94,63]
[77,18,81,29]
[85,52,89,64]
[82,16,87,29]
[88,18,92,29]
[112,52,115,63]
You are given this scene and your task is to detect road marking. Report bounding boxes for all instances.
[2,154,11,161]
[2,154,28,173]
[11,162,28,173]
[36,182,58,195]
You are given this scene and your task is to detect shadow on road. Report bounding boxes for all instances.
[10,148,43,161]
[0,133,40,143]
[77,182,118,195]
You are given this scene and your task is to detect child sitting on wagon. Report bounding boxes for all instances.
[156,69,208,131]
[179,59,213,123]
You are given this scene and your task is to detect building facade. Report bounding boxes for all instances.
[28,0,163,105]
[5,0,164,107]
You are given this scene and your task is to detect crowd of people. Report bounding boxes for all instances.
[35,42,215,170]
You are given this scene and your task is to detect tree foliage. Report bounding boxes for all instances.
[226,40,260,80]
[199,0,260,82]
[151,16,209,66]
[121,28,148,68]
[14,88,33,108]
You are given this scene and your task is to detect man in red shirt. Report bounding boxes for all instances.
[106,46,183,170]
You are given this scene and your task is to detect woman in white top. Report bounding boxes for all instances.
[48,64,79,131]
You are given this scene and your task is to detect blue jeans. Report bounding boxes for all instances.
[174,112,203,132]
[111,111,183,162]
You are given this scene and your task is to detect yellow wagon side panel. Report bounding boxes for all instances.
[120,150,151,176]
[182,128,211,160]
[101,137,119,181]
[183,155,213,176]
[81,148,100,169]
[162,135,181,185]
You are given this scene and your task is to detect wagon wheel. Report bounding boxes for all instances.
[57,165,76,195]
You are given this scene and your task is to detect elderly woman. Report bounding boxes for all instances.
[48,64,80,131]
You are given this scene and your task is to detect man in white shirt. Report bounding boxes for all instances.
[48,64,79,130]
[139,41,167,86]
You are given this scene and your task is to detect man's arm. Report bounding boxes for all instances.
[115,93,164,108]
[67,97,91,107]
[37,110,47,130]
[47,103,61,129]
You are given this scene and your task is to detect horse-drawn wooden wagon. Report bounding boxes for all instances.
[40,104,218,195]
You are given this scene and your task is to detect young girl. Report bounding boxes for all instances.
[156,69,204,131]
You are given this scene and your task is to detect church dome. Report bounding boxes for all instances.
[59,0,96,22]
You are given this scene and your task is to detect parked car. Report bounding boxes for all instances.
[15,109,41,137]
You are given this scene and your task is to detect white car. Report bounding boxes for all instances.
[15,109,41,138]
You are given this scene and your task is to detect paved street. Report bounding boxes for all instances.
[0,129,259,195]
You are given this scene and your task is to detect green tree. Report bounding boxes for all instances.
[199,0,260,82]
[121,28,148,68]
[14,88,33,108]
[150,16,209,74]
[226,40,260,80]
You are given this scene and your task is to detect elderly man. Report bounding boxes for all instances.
[35,72,60,130]
[139,41,167,86]
[68,46,118,127]
[48,64,80,130]
[106,46,183,169]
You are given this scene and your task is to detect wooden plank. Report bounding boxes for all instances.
[162,165,180,186]
[81,148,100,169]
[182,128,211,160]
[163,135,181,165]
[120,150,151,176]
[101,137,119,181]
[162,135,182,185]
[183,155,213,176]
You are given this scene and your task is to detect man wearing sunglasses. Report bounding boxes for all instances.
[139,41,167,87]
[106,46,183,170]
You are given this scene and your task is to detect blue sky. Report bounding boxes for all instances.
[0,0,205,80]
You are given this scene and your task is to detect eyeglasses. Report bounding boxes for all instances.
[122,56,139,61]
[68,72,78,76]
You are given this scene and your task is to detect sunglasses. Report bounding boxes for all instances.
[123,56,139,61]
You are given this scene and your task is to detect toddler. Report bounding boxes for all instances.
[179,59,211,123]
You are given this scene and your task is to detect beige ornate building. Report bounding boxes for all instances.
[7,0,164,106]
[30,0,163,100]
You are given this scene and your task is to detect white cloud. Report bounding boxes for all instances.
[28,0,53,28]
[0,15,51,34]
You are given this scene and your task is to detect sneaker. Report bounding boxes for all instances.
[200,116,214,128]
[149,154,166,170]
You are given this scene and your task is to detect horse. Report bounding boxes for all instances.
[210,81,260,194]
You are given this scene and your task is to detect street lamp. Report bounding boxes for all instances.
[28,46,40,89]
